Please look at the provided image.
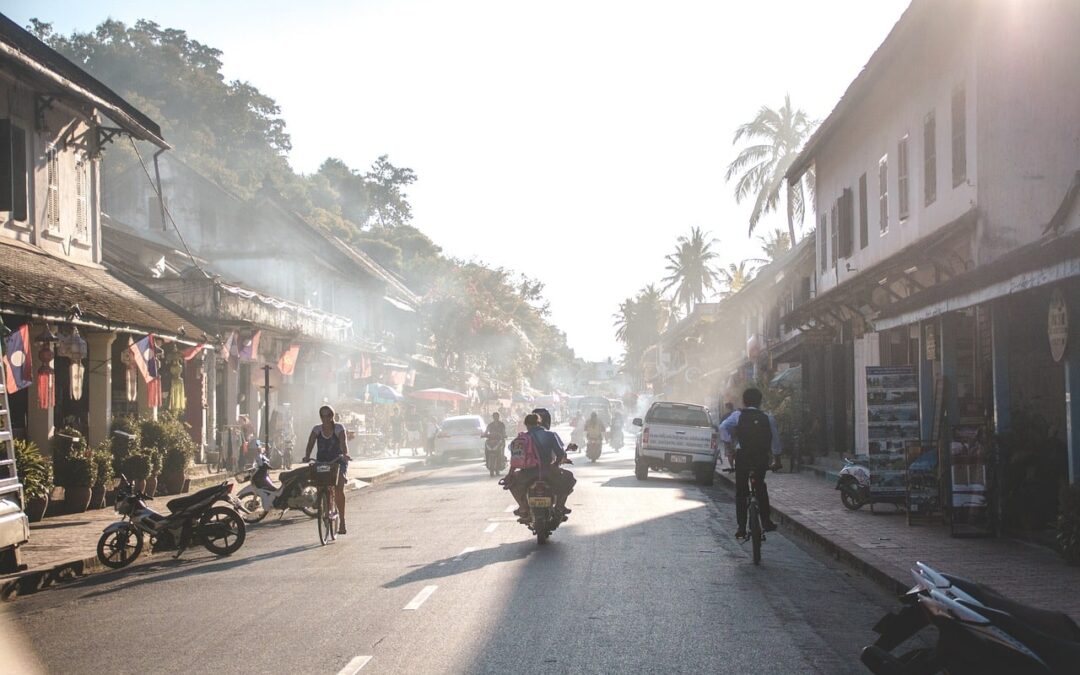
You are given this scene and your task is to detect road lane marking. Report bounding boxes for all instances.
[484,523,499,533]
[336,655,372,674]
[453,546,477,561]
[404,585,438,610]
[505,504,517,512]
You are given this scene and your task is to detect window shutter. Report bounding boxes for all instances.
[839,188,854,258]
[0,120,11,212]
[12,125,27,221]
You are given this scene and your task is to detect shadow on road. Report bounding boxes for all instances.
[382,540,547,589]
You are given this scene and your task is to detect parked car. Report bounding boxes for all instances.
[633,401,718,485]
[430,415,486,463]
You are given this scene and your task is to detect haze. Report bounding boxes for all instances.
[7,0,909,361]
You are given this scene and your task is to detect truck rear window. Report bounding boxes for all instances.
[645,406,712,426]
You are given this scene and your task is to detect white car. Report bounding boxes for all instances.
[430,415,486,463]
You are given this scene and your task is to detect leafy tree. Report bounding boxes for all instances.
[661,226,720,316]
[724,94,816,242]
[613,284,676,386]
[757,228,791,261]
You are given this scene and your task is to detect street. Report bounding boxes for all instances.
[5,431,900,675]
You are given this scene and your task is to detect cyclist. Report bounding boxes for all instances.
[303,405,352,534]
[718,388,781,540]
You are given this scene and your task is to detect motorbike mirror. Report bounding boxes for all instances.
[632,418,643,427]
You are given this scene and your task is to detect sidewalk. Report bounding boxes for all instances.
[1,456,423,600]
[717,468,1080,618]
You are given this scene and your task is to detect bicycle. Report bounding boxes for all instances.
[723,463,777,565]
[311,459,342,545]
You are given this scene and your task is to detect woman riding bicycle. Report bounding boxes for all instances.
[303,405,352,534]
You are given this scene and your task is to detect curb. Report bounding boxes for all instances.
[347,465,407,490]
[1,553,107,602]
[714,470,909,596]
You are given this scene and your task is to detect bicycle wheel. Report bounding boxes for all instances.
[328,488,339,542]
[749,500,762,565]
[317,489,331,545]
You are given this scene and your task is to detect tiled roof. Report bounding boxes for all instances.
[0,239,205,339]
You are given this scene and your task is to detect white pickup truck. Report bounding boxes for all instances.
[633,401,718,485]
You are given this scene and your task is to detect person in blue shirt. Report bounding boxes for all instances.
[506,411,576,519]
[718,388,781,539]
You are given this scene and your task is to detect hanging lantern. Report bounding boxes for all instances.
[168,356,186,412]
[120,347,138,402]
[68,327,88,401]
[36,347,54,410]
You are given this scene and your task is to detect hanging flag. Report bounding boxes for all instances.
[128,335,156,383]
[277,344,300,375]
[182,343,210,361]
[3,324,32,394]
[238,330,262,362]
[148,377,162,408]
[220,331,237,361]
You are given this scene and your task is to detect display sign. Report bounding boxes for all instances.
[906,441,940,523]
[866,366,920,499]
[949,423,993,536]
[1049,289,1068,363]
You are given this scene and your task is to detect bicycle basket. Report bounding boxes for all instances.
[312,462,339,486]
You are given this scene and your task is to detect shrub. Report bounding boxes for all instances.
[109,415,141,475]
[1057,484,1080,566]
[163,445,192,476]
[140,414,196,475]
[92,442,115,488]
[51,428,89,488]
[62,453,97,488]
[120,452,152,482]
[13,439,53,500]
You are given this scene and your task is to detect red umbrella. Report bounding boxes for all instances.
[408,387,468,402]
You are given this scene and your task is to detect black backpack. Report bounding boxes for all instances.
[736,408,772,454]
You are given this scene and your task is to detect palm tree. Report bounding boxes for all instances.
[661,226,721,316]
[613,284,677,385]
[718,260,757,297]
[757,228,791,261]
[725,94,816,243]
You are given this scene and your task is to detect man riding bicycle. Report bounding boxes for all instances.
[718,388,781,540]
[303,405,352,534]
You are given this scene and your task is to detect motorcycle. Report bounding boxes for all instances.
[96,475,246,569]
[484,435,507,477]
[862,562,1080,674]
[837,456,871,510]
[609,426,624,450]
[235,449,319,523]
[585,433,603,463]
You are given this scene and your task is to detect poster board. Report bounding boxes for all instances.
[906,440,941,523]
[948,423,993,537]
[866,366,919,503]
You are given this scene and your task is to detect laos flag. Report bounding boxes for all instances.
[128,334,158,384]
[3,324,32,394]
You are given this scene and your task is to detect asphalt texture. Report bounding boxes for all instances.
[4,428,903,674]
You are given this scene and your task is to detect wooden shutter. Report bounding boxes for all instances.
[0,120,28,220]
[839,188,854,258]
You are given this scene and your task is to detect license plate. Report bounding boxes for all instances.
[528,497,552,508]
[316,465,333,473]
[670,454,689,464]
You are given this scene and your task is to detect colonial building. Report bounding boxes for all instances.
[784,0,1080,529]
[0,15,208,452]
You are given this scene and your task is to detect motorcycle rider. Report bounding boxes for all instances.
[718,387,781,539]
[506,411,576,519]
[585,411,606,444]
[485,411,507,442]
[303,405,352,535]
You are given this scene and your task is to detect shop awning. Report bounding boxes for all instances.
[0,240,205,341]
[384,295,416,313]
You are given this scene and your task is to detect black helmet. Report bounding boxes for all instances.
[531,408,552,430]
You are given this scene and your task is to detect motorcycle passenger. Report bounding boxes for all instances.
[303,405,352,535]
[507,412,576,519]
[530,407,576,515]
[718,388,781,540]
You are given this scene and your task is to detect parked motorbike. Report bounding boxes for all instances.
[862,562,1080,674]
[96,475,246,569]
[484,435,507,477]
[586,434,603,462]
[837,456,871,510]
[236,450,318,523]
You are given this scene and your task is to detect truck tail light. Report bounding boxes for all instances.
[711,432,719,451]
[642,427,649,446]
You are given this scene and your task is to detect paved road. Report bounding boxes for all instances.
[5,431,898,674]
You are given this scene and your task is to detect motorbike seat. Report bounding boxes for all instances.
[278,466,311,483]
[976,605,1080,673]
[166,484,227,513]
[946,574,1080,642]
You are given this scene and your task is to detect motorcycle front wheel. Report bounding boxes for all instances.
[840,484,867,511]
[200,506,247,555]
[97,525,144,569]
[239,494,268,523]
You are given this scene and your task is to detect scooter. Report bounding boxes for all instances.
[484,435,507,477]
[585,434,603,463]
[836,456,871,510]
[862,562,1080,674]
[236,448,319,523]
[96,475,246,569]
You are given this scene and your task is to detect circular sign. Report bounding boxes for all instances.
[1048,289,1068,362]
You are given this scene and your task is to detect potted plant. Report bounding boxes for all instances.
[120,452,152,494]
[162,445,193,495]
[61,452,98,514]
[145,414,198,495]
[90,441,115,509]
[143,446,162,498]
[109,415,141,476]
[14,439,52,522]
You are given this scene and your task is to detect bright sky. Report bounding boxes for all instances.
[8,0,909,362]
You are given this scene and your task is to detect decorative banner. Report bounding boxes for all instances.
[168,357,185,412]
[36,344,54,410]
[128,334,157,383]
[238,330,262,362]
[865,365,920,499]
[147,377,162,408]
[121,346,138,402]
[220,331,237,361]
[353,354,372,379]
[3,324,32,394]
[182,343,210,361]
[277,344,300,375]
